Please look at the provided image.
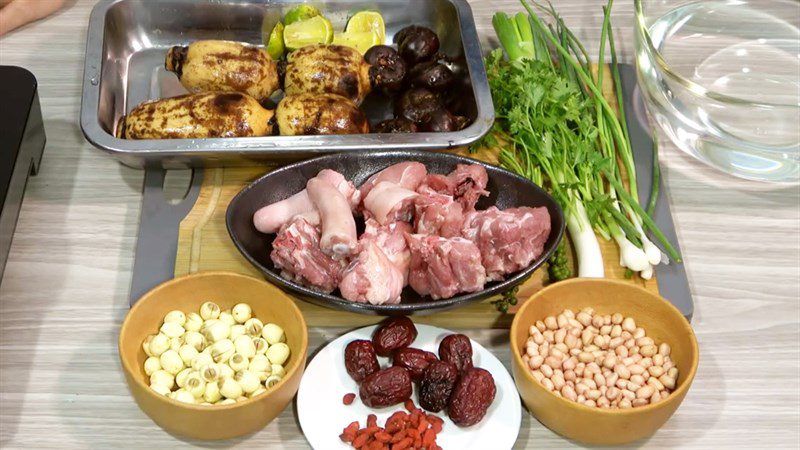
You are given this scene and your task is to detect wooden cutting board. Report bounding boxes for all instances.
[173,66,658,329]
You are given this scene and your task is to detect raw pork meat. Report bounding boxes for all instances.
[448,164,489,211]
[416,164,489,211]
[359,161,428,200]
[461,206,551,281]
[413,187,465,238]
[307,176,358,258]
[270,216,346,293]
[253,169,359,233]
[361,219,413,283]
[339,241,405,305]
[406,234,487,300]
[363,182,418,225]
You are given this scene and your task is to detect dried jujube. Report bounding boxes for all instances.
[359,366,413,408]
[438,333,473,373]
[344,339,380,383]
[419,360,459,413]
[392,347,438,381]
[372,316,418,356]
[447,367,496,427]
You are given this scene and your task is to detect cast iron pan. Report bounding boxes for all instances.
[226,151,565,315]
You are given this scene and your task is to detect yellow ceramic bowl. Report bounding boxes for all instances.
[119,271,308,440]
[510,278,699,445]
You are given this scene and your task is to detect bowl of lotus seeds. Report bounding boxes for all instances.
[118,271,308,440]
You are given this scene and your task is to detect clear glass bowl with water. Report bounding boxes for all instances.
[635,0,800,183]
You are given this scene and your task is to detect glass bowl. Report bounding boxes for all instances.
[634,0,800,183]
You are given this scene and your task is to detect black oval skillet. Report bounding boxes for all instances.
[226,150,565,316]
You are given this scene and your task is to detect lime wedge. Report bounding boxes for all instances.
[284,5,321,25]
[332,30,382,54]
[265,22,285,59]
[284,15,333,50]
[345,11,385,44]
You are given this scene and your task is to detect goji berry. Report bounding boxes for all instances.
[343,393,357,405]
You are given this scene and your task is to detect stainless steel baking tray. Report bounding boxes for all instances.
[80,0,494,168]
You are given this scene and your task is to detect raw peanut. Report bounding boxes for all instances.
[581,330,594,346]
[632,354,643,363]
[578,352,594,363]
[622,389,636,401]
[581,378,597,390]
[622,317,636,333]
[653,354,664,367]
[606,372,619,388]
[648,377,665,391]
[522,354,530,366]
[636,337,655,347]
[586,362,600,374]
[557,314,569,328]
[542,378,554,391]
[529,355,544,370]
[563,309,575,319]
[624,339,635,349]
[616,379,628,390]
[668,367,679,379]
[583,399,596,407]
[606,387,620,400]
[640,345,657,357]
[575,383,589,395]
[640,357,653,368]
[576,311,592,327]
[603,355,617,369]
[577,395,586,403]
[603,315,611,326]
[663,359,675,371]
[562,385,578,401]
[545,356,562,370]
[533,333,545,345]
[597,397,610,408]
[600,325,612,336]
[627,382,642,392]
[564,370,576,382]
[535,320,546,332]
[610,325,622,338]
[584,345,599,353]
[592,335,605,348]
[659,374,676,390]
[650,391,662,404]
[544,316,558,330]
[552,374,565,391]
[540,364,554,378]
[543,330,555,343]
[568,319,584,330]
[594,373,606,388]
[562,357,577,371]
[619,399,632,408]
[565,334,579,349]
[633,328,646,339]
[615,345,629,359]
[554,328,567,345]
[632,398,649,408]
[570,348,581,357]
[642,371,651,381]
[629,364,645,375]
[553,343,568,354]
[614,364,631,380]
[659,343,671,356]
[649,366,665,377]
[611,313,623,324]
[528,325,540,336]
[550,348,566,360]
[587,389,602,400]
[531,370,544,382]
[591,316,604,328]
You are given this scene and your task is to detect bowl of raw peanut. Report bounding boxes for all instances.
[510,278,699,445]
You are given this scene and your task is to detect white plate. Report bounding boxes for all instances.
[297,324,521,450]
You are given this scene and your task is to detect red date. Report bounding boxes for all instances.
[438,334,473,373]
[419,360,459,413]
[359,366,413,408]
[392,347,438,381]
[448,367,496,427]
[372,316,418,356]
[344,340,380,383]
